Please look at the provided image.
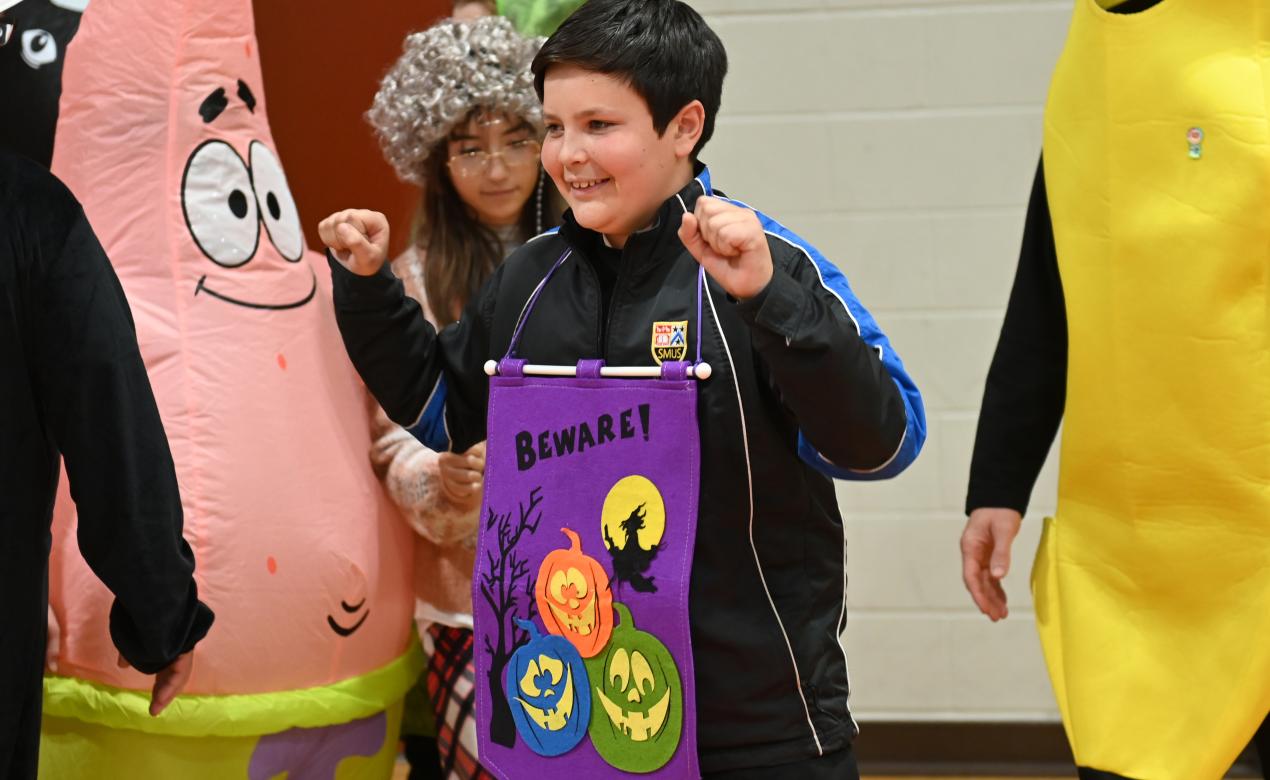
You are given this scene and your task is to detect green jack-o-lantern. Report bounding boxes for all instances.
[584,603,682,772]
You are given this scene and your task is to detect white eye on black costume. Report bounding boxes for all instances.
[249,141,305,262]
[182,140,261,268]
[20,28,57,69]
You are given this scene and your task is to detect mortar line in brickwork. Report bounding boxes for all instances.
[847,710,1063,723]
[843,607,1039,620]
[704,2,1069,21]
[866,308,1006,319]
[777,206,1027,219]
[719,105,1043,124]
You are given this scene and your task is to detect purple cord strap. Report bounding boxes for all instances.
[502,247,707,368]
[695,265,705,366]
[505,249,572,359]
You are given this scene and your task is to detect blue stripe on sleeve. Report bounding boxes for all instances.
[405,377,451,453]
[724,200,927,481]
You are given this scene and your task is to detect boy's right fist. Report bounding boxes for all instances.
[318,209,390,276]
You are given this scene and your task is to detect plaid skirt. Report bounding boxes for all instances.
[425,624,495,780]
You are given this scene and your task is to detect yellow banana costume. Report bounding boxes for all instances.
[1036,1,1270,777]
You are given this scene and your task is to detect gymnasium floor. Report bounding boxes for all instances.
[390,766,1070,779]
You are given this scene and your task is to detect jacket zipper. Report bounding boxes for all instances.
[571,245,606,358]
[602,246,629,360]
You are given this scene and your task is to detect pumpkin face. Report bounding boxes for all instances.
[506,618,591,757]
[585,603,682,772]
[535,527,613,658]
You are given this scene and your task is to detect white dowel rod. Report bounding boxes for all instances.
[483,360,711,380]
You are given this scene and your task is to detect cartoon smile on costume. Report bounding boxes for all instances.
[327,597,370,637]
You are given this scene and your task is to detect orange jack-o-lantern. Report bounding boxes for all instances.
[535,527,613,658]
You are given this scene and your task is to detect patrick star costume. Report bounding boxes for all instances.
[38,0,420,776]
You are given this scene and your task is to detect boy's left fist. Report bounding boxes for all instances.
[678,196,773,301]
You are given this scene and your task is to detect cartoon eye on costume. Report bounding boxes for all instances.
[182,140,260,268]
[20,29,57,70]
[249,141,304,262]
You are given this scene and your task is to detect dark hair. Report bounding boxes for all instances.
[413,128,561,327]
[531,0,728,159]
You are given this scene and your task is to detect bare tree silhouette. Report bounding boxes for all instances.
[479,486,543,747]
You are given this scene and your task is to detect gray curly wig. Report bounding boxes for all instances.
[369,16,545,185]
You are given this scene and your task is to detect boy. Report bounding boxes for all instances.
[321,1,924,776]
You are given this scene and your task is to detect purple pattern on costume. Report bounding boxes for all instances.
[473,357,701,779]
[247,710,387,780]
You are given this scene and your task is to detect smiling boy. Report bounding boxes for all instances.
[322,1,924,776]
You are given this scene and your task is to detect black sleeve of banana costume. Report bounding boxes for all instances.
[965,157,1068,516]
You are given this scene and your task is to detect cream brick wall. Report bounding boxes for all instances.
[688,0,1072,722]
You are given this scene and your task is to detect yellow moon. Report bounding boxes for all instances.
[600,475,666,552]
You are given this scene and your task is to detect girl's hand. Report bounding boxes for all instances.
[318,209,390,276]
[439,441,486,511]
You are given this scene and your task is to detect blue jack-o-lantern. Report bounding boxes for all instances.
[506,618,592,756]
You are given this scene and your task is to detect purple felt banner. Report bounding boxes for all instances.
[473,369,700,779]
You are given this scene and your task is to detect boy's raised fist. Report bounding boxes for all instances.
[678,196,774,301]
[319,209,390,277]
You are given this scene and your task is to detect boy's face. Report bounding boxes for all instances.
[541,65,690,246]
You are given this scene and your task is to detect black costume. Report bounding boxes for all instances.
[0,150,213,779]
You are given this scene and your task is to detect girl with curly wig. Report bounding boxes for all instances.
[365,14,559,779]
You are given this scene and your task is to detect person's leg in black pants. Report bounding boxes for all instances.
[1253,711,1269,780]
[402,735,443,780]
[1075,712,1270,780]
[703,744,859,780]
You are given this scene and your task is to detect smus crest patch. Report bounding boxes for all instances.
[651,321,687,364]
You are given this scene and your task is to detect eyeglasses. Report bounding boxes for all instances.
[0,23,14,48]
[447,138,541,179]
